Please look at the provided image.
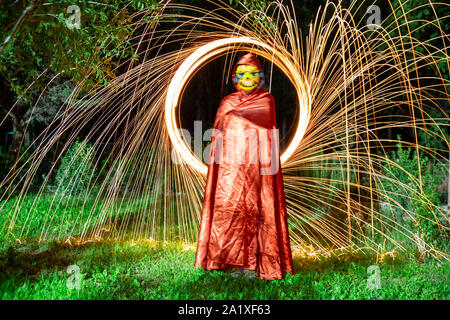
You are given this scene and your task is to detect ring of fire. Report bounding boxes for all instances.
[165,37,311,175]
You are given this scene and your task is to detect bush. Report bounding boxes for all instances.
[54,139,96,197]
[382,137,447,249]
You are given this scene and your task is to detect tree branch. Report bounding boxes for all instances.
[0,1,40,55]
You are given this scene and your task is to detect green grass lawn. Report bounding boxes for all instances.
[0,240,448,300]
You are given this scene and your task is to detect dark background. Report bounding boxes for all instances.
[179,52,299,153]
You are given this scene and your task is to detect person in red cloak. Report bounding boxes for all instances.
[194,52,294,280]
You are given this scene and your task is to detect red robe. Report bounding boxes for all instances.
[194,53,294,280]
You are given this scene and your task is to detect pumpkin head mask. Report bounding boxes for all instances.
[232,53,264,95]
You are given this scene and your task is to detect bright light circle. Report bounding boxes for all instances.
[165,37,310,175]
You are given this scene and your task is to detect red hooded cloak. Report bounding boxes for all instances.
[194,53,294,280]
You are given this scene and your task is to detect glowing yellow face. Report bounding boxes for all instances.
[235,65,261,94]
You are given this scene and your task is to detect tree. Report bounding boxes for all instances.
[0,0,161,168]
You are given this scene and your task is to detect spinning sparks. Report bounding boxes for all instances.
[0,0,449,261]
[165,36,310,174]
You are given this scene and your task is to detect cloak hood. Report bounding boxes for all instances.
[231,53,264,93]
